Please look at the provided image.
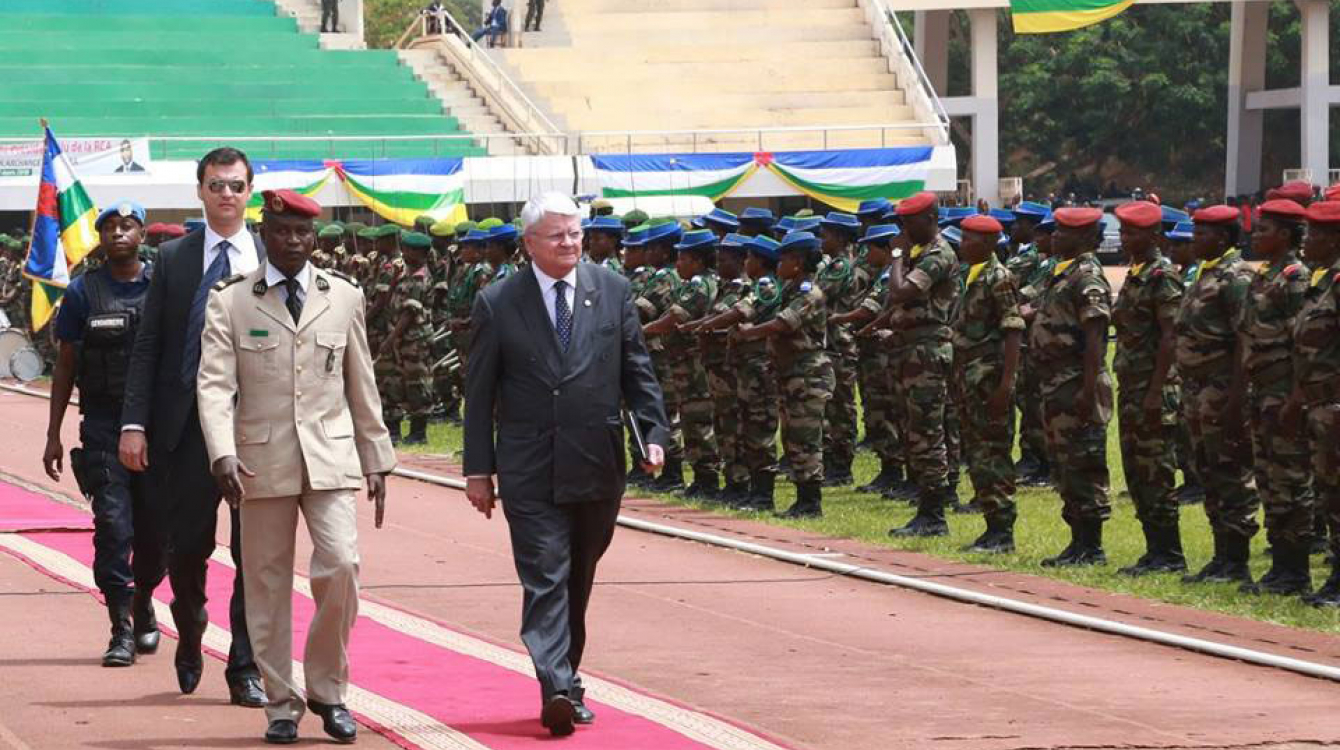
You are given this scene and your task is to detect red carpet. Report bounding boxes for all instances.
[0,481,790,750]
[0,485,93,532]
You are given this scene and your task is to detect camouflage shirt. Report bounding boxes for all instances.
[667,271,719,353]
[626,265,654,297]
[817,252,869,351]
[702,275,750,366]
[1292,260,1340,402]
[1239,254,1308,396]
[389,264,434,347]
[1028,252,1111,390]
[447,262,493,318]
[952,256,1025,361]
[732,275,783,359]
[771,277,829,375]
[1173,247,1251,379]
[635,266,680,351]
[1005,243,1041,290]
[1112,253,1182,379]
[887,236,959,348]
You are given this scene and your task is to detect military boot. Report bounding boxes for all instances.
[889,488,949,537]
[650,458,685,493]
[822,459,854,488]
[683,469,720,501]
[717,476,750,505]
[1244,540,1311,595]
[1182,531,1230,583]
[1209,533,1253,584]
[1311,513,1330,555]
[132,587,160,655]
[1041,521,1081,567]
[780,481,823,519]
[1119,521,1175,576]
[1020,457,1052,487]
[855,459,901,494]
[1303,563,1340,607]
[963,508,1015,553]
[626,464,653,490]
[386,417,402,446]
[1071,518,1107,566]
[103,597,136,668]
[736,472,775,511]
[402,416,429,445]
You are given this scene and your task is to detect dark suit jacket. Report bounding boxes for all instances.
[121,228,266,454]
[463,262,669,505]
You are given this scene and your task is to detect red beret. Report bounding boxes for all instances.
[895,191,937,216]
[161,224,187,237]
[261,189,320,218]
[1192,205,1240,225]
[960,214,1002,233]
[1113,201,1161,228]
[1326,184,1340,201]
[1305,201,1340,225]
[1267,180,1313,203]
[146,222,168,234]
[1257,199,1306,222]
[1053,207,1103,228]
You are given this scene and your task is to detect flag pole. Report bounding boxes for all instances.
[21,120,49,332]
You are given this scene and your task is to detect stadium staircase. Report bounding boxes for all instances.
[0,0,489,162]
[495,0,949,153]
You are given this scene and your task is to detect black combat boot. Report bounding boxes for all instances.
[1183,531,1230,583]
[822,459,854,488]
[626,464,653,490]
[1312,512,1330,555]
[385,417,402,446]
[736,472,775,511]
[889,488,949,537]
[1071,518,1107,566]
[717,476,750,505]
[780,481,823,519]
[1119,521,1162,576]
[132,587,159,655]
[882,478,921,503]
[1020,457,1052,487]
[402,416,429,445]
[1244,540,1312,596]
[103,597,136,667]
[963,508,1015,553]
[855,459,901,494]
[650,458,685,493]
[1041,521,1081,567]
[1210,533,1253,584]
[1304,562,1340,607]
[683,469,720,501]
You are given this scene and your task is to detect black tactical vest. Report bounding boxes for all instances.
[75,264,152,411]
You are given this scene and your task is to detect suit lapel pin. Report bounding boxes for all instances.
[252,281,267,296]
[583,298,592,307]
[315,276,329,292]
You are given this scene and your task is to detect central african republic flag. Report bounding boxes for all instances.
[1009,0,1136,33]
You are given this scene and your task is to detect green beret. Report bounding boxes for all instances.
[794,208,815,218]
[414,214,436,230]
[373,224,401,239]
[326,221,344,232]
[629,223,651,234]
[318,225,344,239]
[648,216,677,227]
[344,221,367,233]
[455,220,477,235]
[621,209,649,227]
[477,217,504,231]
[400,231,432,249]
[356,227,378,240]
[429,220,456,237]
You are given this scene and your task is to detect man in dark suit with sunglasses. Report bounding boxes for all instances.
[119,147,266,707]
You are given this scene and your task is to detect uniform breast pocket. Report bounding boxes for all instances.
[316,332,347,379]
[238,338,280,379]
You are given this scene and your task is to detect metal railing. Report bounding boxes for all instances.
[864,0,952,147]
[396,10,565,155]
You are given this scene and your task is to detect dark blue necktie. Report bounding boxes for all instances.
[554,279,572,351]
[181,241,232,386]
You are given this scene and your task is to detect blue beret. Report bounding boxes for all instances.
[488,224,518,242]
[701,208,740,229]
[690,217,706,229]
[1160,205,1190,228]
[745,234,780,261]
[941,226,963,247]
[1012,201,1051,221]
[461,229,490,243]
[818,212,861,232]
[739,207,776,225]
[857,198,893,217]
[989,208,1017,227]
[1166,221,1194,242]
[778,230,819,254]
[622,226,649,247]
[588,216,624,234]
[580,218,592,229]
[674,229,717,251]
[1035,214,1056,233]
[861,223,901,244]
[95,201,146,230]
[645,221,683,244]
[938,206,974,228]
[720,232,750,250]
[773,216,797,234]
[791,217,821,233]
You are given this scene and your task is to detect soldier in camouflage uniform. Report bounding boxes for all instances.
[1283,200,1340,606]
[484,223,520,283]
[635,221,686,491]
[733,231,831,518]
[381,232,436,445]
[1164,221,1206,505]
[445,229,493,374]
[951,215,1024,552]
[1175,206,1258,585]
[316,223,346,270]
[646,229,721,499]
[0,239,27,330]
[699,208,740,242]
[367,225,405,437]
[585,216,625,275]
[815,212,867,487]
[874,192,960,537]
[619,224,657,487]
[1235,200,1314,594]
[1007,202,1054,486]
[1027,207,1114,567]
[695,235,784,510]
[698,233,751,501]
[1111,201,1186,575]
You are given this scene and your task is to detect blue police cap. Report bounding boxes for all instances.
[745,234,780,261]
[701,208,740,229]
[1166,221,1194,242]
[1035,214,1056,233]
[488,224,518,242]
[588,216,624,234]
[791,217,821,233]
[1012,201,1051,221]
[778,230,820,254]
[739,207,776,226]
[462,229,490,243]
[674,228,717,251]
[989,208,1017,227]
[184,219,206,233]
[941,226,963,247]
[95,201,146,230]
[938,206,974,228]
[773,216,797,234]
[580,218,592,230]
[857,198,893,217]
[861,223,901,244]
[719,232,750,250]
[645,221,683,244]
[1160,205,1190,228]
[819,212,861,233]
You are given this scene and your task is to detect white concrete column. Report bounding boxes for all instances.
[1225,1,1268,196]
[914,9,950,94]
[969,7,999,206]
[1297,0,1331,185]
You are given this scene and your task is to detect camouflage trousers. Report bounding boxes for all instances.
[945,376,962,484]
[736,346,779,475]
[387,341,434,420]
[1173,390,1199,485]
[1116,373,1179,527]
[1016,347,1048,463]
[651,350,683,462]
[670,352,720,474]
[705,354,746,485]
[431,335,459,411]
[779,358,834,484]
[374,355,403,424]
[1041,374,1113,524]
[1250,389,1314,546]
[856,339,899,463]
[823,340,859,470]
[1182,374,1259,539]
[956,359,1016,520]
[888,341,952,494]
[1306,402,1340,558]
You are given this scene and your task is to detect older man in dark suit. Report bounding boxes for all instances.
[464,192,668,738]
[118,147,266,706]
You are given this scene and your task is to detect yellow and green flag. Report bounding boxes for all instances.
[1009,0,1136,34]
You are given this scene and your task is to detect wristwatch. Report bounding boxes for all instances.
[890,247,904,260]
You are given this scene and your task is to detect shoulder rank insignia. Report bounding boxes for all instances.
[327,269,360,288]
[211,273,246,292]
[252,280,268,296]
[315,275,330,292]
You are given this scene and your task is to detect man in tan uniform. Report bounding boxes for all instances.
[197,189,396,745]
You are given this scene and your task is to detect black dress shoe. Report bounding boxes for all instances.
[176,664,202,695]
[308,700,357,744]
[573,700,595,725]
[229,676,267,708]
[264,719,299,745]
[541,694,576,737]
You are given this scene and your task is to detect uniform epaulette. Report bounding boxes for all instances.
[1283,263,1304,279]
[326,269,360,288]
[212,273,246,291]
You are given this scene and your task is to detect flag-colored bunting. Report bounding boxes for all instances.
[24,126,98,331]
[590,153,759,200]
[1009,0,1136,34]
[248,158,468,226]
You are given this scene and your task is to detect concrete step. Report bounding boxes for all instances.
[526,71,899,96]
[558,0,856,10]
[563,24,873,45]
[506,56,889,82]
[546,88,906,114]
[562,104,916,131]
[566,7,866,32]
[576,131,930,154]
[502,39,879,64]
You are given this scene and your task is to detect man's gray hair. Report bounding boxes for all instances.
[520,192,581,234]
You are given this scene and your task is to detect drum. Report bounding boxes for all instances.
[0,328,40,381]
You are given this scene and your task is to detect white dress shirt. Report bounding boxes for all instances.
[532,263,577,329]
[265,261,311,308]
[204,224,261,276]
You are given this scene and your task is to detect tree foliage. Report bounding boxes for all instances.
[364,0,480,48]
